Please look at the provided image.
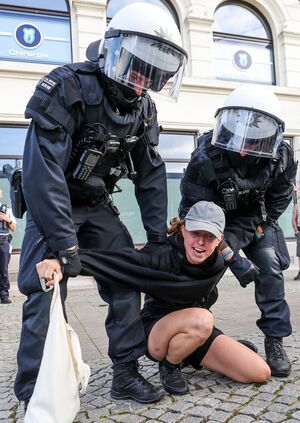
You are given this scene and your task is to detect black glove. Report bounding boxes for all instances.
[58,246,82,277]
[228,254,259,288]
[140,241,168,254]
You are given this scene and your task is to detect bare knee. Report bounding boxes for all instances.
[189,308,214,341]
[238,361,271,384]
[252,362,271,383]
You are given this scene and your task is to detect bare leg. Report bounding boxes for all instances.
[201,335,271,383]
[148,308,213,364]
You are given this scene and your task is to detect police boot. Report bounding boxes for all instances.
[294,271,300,280]
[1,298,12,304]
[264,336,291,377]
[111,360,164,403]
[159,360,188,395]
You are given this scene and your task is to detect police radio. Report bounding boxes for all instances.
[0,203,8,231]
[0,204,7,214]
[73,149,103,181]
[2,164,27,218]
[220,179,238,211]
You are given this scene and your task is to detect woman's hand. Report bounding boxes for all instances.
[36,259,63,287]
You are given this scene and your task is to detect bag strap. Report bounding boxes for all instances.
[50,272,61,315]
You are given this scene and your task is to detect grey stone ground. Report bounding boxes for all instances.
[1,270,300,423]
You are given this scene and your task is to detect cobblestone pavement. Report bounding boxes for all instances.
[1,272,300,422]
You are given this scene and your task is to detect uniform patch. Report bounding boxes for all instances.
[37,76,59,93]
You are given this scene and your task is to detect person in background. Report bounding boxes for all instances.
[14,2,187,408]
[180,85,297,378]
[37,201,270,397]
[0,188,16,304]
[291,183,300,280]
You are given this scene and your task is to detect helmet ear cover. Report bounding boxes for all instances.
[86,39,101,62]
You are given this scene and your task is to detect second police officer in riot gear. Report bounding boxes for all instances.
[180,85,297,378]
[15,2,188,407]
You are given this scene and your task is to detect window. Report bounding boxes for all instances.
[0,126,27,251]
[213,2,275,85]
[278,138,295,238]
[106,0,179,28]
[0,0,71,64]
[0,1,69,12]
[113,132,197,244]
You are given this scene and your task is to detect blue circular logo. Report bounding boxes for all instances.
[233,50,252,70]
[15,23,42,49]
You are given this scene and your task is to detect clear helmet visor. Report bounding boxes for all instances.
[101,33,187,101]
[211,108,284,158]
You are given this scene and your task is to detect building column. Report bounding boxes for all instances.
[71,0,107,62]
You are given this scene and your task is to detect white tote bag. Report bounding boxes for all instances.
[24,274,91,423]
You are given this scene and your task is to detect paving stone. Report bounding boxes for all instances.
[230,395,251,405]
[230,415,255,423]
[260,411,287,422]
[166,401,193,413]
[186,404,213,418]
[274,395,298,405]
[141,408,164,419]
[110,414,147,423]
[239,406,265,418]
[291,411,300,420]
[209,410,232,422]
[267,402,290,414]
[216,401,241,413]
[158,411,182,422]
[180,417,209,423]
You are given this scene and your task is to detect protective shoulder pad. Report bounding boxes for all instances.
[26,66,81,133]
[65,61,103,106]
[142,94,157,123]
[197,129,213,147]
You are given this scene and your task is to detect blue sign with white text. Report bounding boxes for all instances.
[0,10,72,64]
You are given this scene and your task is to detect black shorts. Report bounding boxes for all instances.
[141,307,223,370]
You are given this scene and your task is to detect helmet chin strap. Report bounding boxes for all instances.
[98,71,140,113]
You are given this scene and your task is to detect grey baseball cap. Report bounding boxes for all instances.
[185,201,225,240]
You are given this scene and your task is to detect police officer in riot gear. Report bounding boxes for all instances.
[15,2,188,406]
[180,85,296,378]
[0,189,16,304]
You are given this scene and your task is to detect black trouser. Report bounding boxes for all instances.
[244,224,292,338]
[0,240,10,300]
[14,202,146,401]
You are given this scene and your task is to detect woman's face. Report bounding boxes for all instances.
[181,226,223,265]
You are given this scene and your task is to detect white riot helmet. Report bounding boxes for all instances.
[211,85,285,158]
[87,2,187,101]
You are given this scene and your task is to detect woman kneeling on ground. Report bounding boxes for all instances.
[36,201,271,398]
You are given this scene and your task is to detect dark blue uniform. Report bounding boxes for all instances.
[14,61,168,401]
[180,131,296,339]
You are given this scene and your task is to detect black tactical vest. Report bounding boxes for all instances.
[64,63,156,202]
